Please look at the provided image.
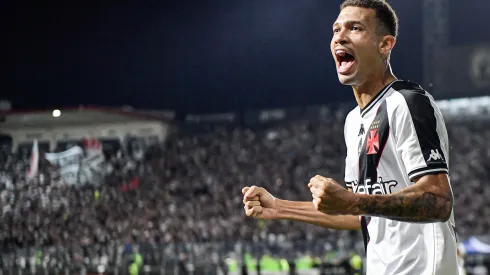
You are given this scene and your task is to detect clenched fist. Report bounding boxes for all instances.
[242,186,278,220]
[308,175,356,215]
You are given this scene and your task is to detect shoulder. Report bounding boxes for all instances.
[343,107,360,142]
[388,80,429,104]
[387,80,440,116]
[344,106,360,126]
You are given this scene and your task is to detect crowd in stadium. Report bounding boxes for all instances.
[0,110,489,269]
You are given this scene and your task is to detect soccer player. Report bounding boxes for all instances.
[242,0,459,274]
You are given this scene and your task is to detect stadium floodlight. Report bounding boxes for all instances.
[52,109,61,117]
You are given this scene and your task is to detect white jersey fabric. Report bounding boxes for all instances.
[343,80,459,275]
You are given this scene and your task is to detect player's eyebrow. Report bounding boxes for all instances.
[333,20,366,29]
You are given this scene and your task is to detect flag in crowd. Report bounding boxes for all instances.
[26,139,39,180]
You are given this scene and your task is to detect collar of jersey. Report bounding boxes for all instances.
[359,79,399,118]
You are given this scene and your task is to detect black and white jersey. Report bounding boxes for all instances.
[344,80,459,275]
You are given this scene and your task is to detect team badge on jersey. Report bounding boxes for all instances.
[366,120,381,155]
[366,129,379,155]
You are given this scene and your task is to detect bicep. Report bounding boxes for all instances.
[394,173,453,207]
[411,173,452,196]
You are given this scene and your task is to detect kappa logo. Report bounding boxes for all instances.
[352,177,398,195]
[358,124,365,136]
[427,149,443,162]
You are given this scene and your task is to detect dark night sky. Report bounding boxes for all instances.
[3,0,488,114]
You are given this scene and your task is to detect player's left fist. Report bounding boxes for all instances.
[308,175,355,215]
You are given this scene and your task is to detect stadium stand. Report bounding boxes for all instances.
[0,100,489,274]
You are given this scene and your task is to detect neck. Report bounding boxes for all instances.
[353,65,397,110]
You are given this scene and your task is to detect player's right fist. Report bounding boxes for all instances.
[242,186,278,220]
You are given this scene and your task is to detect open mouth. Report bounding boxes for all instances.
[335,49,356,75]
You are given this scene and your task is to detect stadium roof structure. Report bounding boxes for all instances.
[1,105,175,129]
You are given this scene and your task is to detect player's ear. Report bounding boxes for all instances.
[378,35,396,56]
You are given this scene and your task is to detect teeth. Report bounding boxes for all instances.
[336,50,346,56]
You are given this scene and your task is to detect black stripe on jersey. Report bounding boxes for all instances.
[393,81,449,181]
[357,101,390,252]
[360,216,371,253]
[360,80,398,117]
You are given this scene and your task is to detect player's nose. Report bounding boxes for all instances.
[332,29,349,45]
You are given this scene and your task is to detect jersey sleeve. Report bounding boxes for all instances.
[393,91,449,181]
[343,111,358,189]
[344,155,357,189]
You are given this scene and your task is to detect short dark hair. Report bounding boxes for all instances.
[340,0,398,38]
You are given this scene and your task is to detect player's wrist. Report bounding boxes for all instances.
[345,193,368,216]
[274,198,285,219]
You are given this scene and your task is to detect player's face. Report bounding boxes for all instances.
[331,7,384,85]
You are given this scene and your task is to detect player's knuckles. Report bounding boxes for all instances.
[244,197,259,205]
[244,206,255,215]
[246,206,262,216]
[308,178,315,186]
[311,186,324,196]
[244,205,251,213]
[245,208,254,216]
[316,175,331,182]
[309,187,319,197]
[311,192,317,199]
[313,200,320,210]
[310,176,321,184]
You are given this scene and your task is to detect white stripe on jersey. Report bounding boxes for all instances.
[343,80,459,275]
[409,168,449,180]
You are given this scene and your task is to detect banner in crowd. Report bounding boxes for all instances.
[45,146,83,185]
[45,140,105,186]
[80,148,105,185]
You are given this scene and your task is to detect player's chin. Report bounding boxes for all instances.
[337,74,357,85]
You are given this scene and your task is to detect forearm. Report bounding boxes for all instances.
[276,199,361,230]
[350,184,453,223]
